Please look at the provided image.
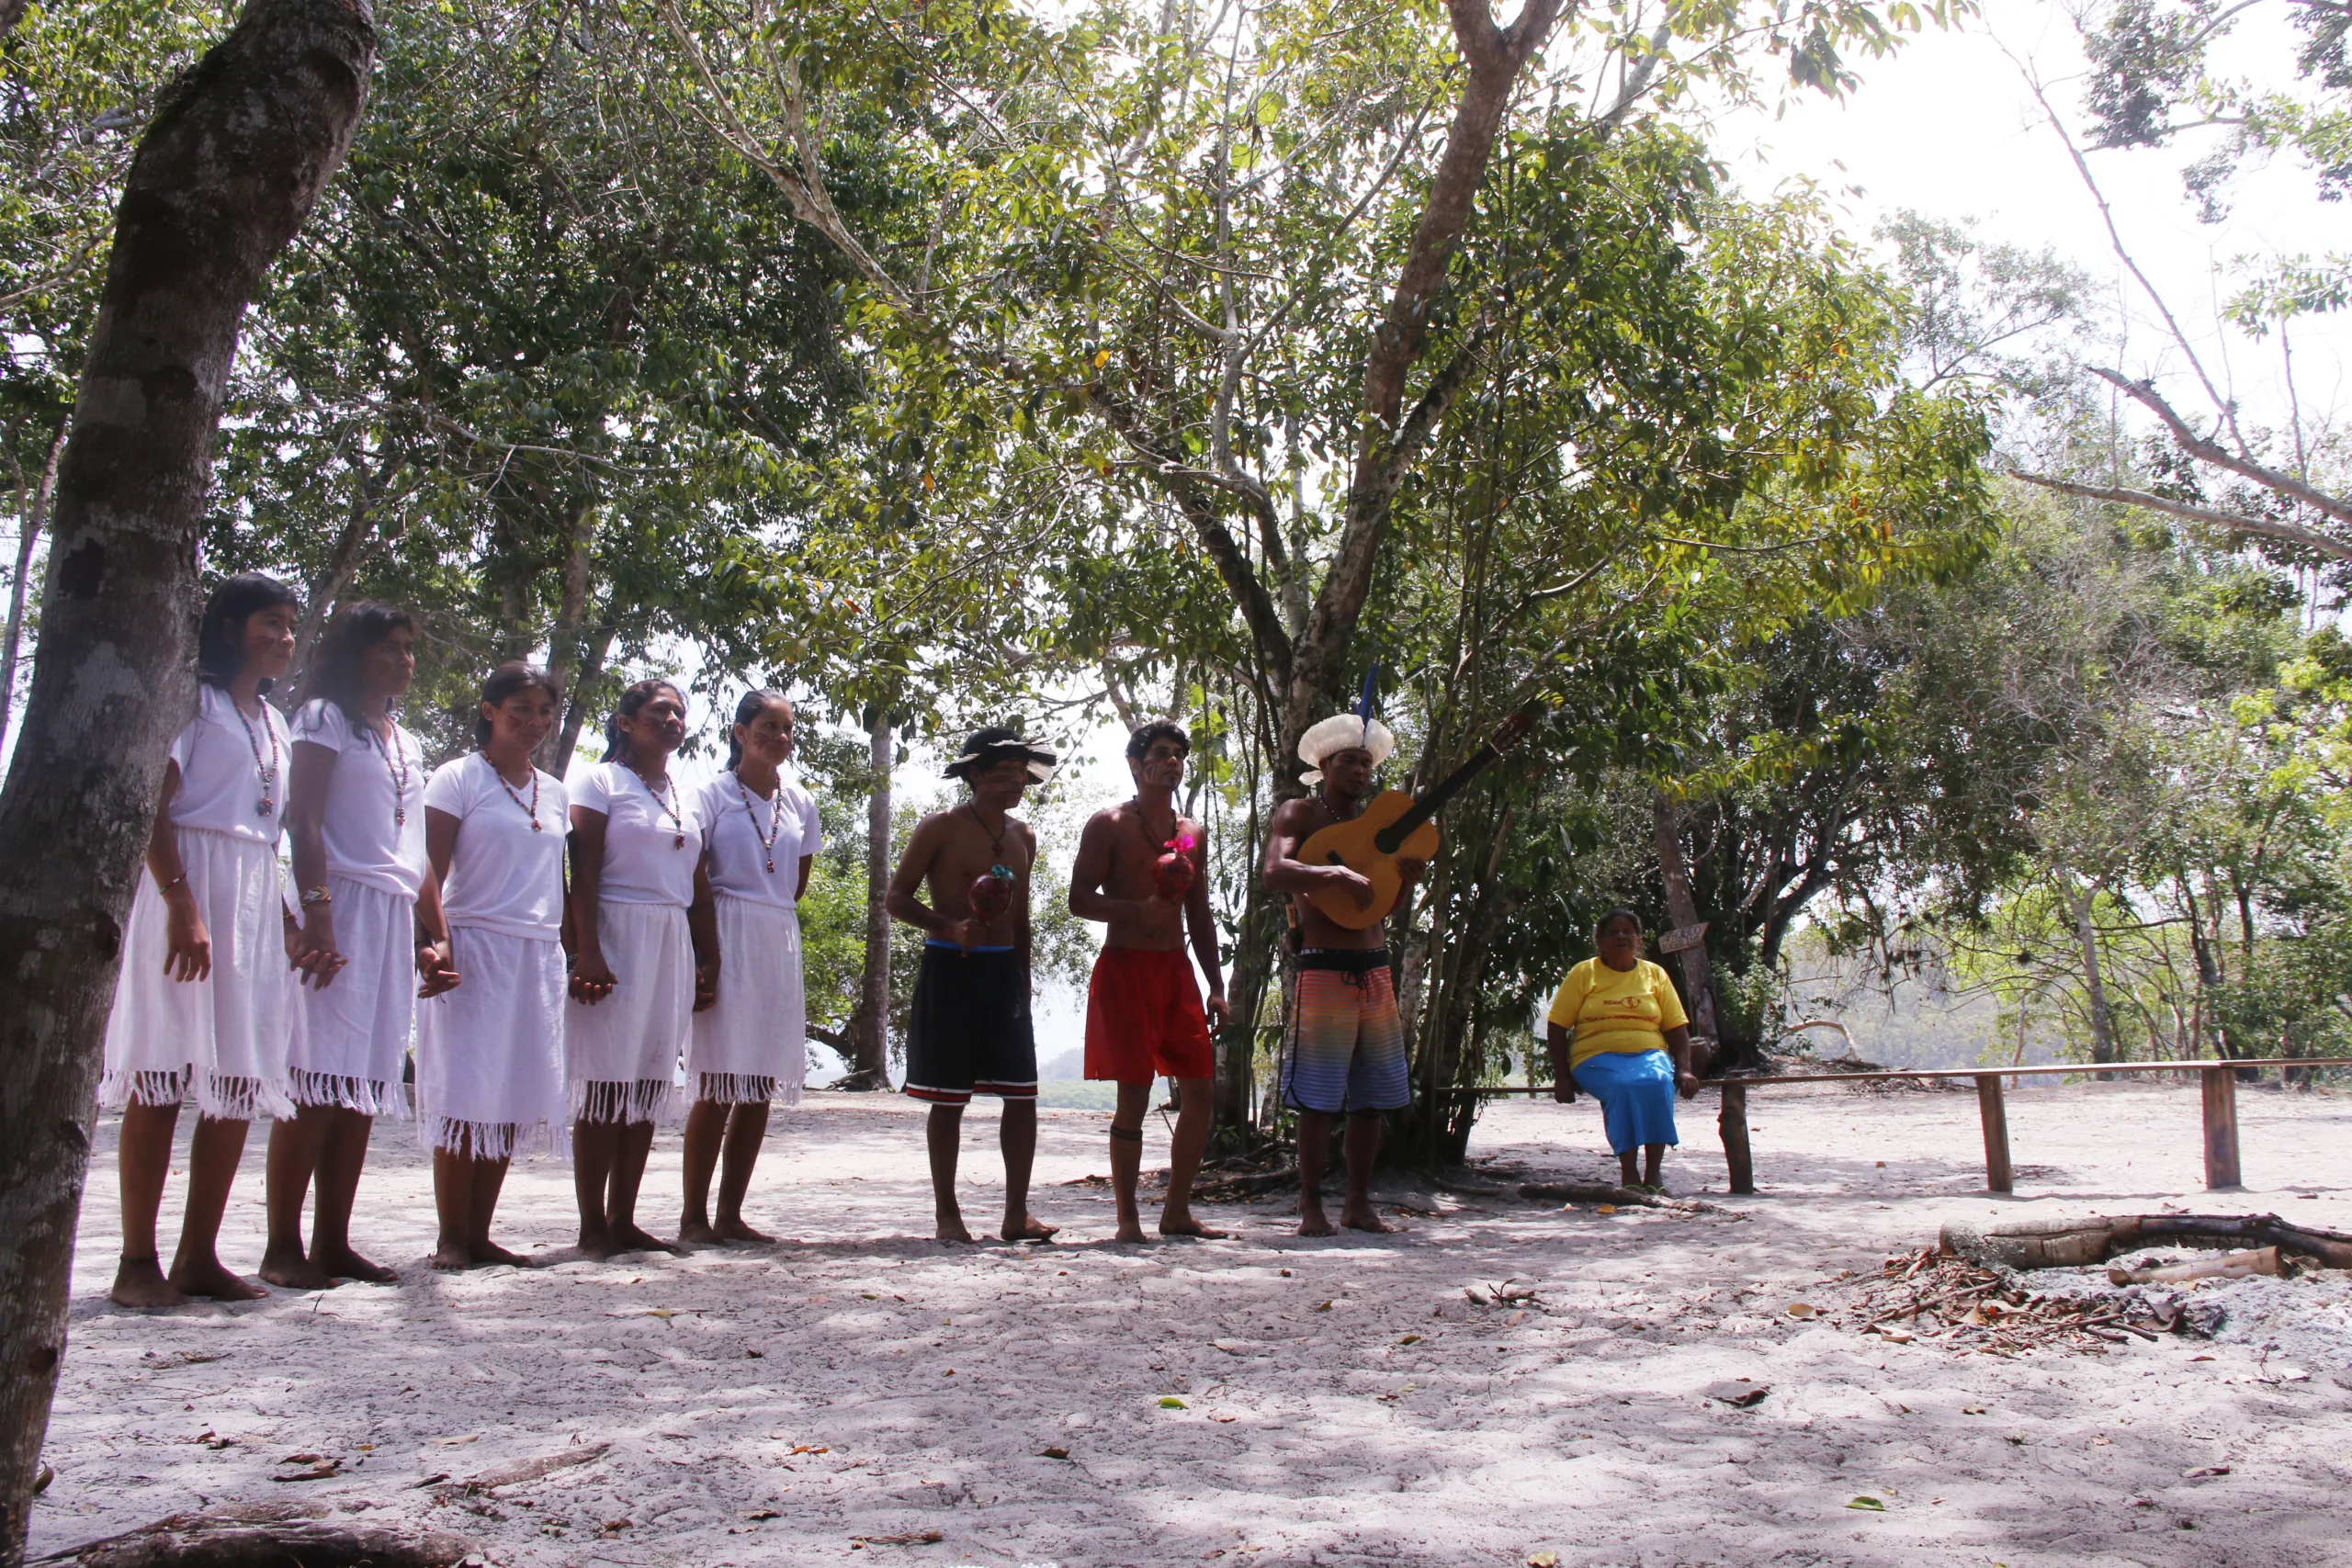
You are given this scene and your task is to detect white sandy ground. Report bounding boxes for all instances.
[29,1078,2352,1568]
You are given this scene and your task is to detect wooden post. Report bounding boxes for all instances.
[2201,1065,2242,1190]
[1718,1082,1753,1194]
[1974,1074,2013,1193]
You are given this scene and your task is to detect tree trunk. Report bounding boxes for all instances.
[1215,879,1284,1144]
[535,502,599,773]
[1651,792,1725,1061]
[2060,875,2121,1072]
[840,708,894,1090]
[0,6,373,1562]
[288,441,405,682]
[544,615,612,779]
[0,423,66,756]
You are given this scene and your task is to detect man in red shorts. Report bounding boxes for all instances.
[1068,719,1229,1242]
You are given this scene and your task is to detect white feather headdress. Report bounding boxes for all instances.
[1297,714,1395,786]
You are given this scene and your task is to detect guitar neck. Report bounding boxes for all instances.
[1373,742,1503,854]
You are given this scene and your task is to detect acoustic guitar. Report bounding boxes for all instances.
[1297,708,1538,930]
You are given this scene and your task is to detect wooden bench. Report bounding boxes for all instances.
[1484,1057,2328,1195]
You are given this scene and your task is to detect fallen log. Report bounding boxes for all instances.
[1942,1213,2352,1271]
[441,1440,609,1495]
[51,1512,473,1568]
[2108,1247,2283,1286]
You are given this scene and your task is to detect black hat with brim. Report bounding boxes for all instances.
[944,727,1058,784]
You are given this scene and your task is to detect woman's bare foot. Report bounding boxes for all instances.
[312,1246,397,1284]
[1114,1217,1148,1244]
[577,1224,620,1259]
[676,1216,722,1247]
[1296,1199,1338,1237]
[935,1213,977,1244]
[1001,1213,1058,1244]
[110,1256,185,1308]
[1340,1201,1397,1234]
[430,1239,474,1271]
[610,1224,682,1256]
[1159,1213,1230,1240]
[469,1239,536,1269]
[714,1215,775,1245]
[168,1258,268,1301]
[256,1247,337,1292]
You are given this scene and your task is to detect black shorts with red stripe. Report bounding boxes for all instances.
[904,942,1037,1105]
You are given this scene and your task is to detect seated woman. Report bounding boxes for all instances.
[1543,908,1701,1190]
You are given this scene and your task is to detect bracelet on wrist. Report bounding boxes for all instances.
[159,874,187,892]
[300,886,332,908]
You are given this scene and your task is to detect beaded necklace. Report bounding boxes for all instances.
[372,718,411,829]
[638,766,686,850]
[739,774,786,874]
[233,694,280,819]
[494,756,542,830]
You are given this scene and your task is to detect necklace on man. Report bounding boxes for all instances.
[1133,796,1177,849]
[496,760,542,829]
[741,778,785,873]
[964,801,1012,877]
[235,697,280,818]
[374,720,410,828]
[641,767,685,850]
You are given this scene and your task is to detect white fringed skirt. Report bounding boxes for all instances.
[686,895,807,1107]
[286,874,414,1118]
[101,828,293,1121]
[415,926,569,1159]
[566,899,692,1125]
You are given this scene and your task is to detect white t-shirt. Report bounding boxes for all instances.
[695,771,822,907]
[572,760,698,908]
[165,684,295,845]
[423,752,569,939]
[290,698,427,899]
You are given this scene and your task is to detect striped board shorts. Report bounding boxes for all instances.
[1280,949,1410,1114]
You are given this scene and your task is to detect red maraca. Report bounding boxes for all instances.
[968,865,1015,920]
[1153,832,1197,900]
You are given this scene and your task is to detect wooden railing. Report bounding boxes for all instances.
[1472,1057,2334,1196]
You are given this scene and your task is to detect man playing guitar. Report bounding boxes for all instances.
[1261,715,1428,1235]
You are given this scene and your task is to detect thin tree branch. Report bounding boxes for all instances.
[2012,46,2245,448]
[2091,367,2352,530]
[2009,468,2352,564]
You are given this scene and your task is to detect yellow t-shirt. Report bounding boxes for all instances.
[1544,957,1689,1068]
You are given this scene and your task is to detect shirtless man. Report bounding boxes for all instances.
[886,728,1059,1244]
[1069,720,1230,1243]
[1261,715,1426,1236]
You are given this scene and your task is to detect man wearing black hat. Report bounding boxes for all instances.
[885,727,1060,1244]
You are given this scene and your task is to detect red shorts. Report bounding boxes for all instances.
[1083,946,1215,1083]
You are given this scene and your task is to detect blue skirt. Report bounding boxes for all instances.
[1570,1048,1678,1154]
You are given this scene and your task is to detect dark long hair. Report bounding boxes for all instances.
[194,573,300,694]
[604,678,684,767]
[726,688,788,771]
[475,662,565,749]
[300,600,415,722]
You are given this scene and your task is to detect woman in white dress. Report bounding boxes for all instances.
[416,662,571,1269]
[101,573,308,1306]
[679,690,822,1245]
[567,678,716,1258]
[264,602,456,1289]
